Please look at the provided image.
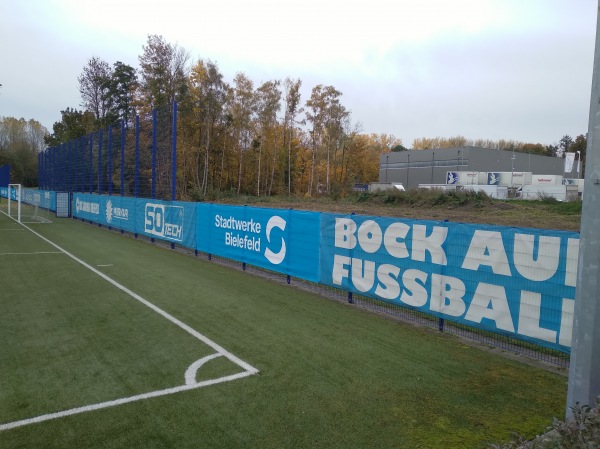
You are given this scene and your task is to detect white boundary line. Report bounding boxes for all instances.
[0,251,63,256]
[0,369,254,432]
[0,211,259,431]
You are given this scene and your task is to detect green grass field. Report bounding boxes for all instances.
[0,205,568,448]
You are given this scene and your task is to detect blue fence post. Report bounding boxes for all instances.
[135,115,139,198]
[98,129,103,195]
[37,152,41,189]
[152,109,157,199]
[150,111,157,244]
[171,101,177,201]
[55,144,59,191]
[69,139,73,191]
[56,145,59,191]
[438,318,445,332]
[108,125,113,196]
[56,144,60,191]
[81,136,85,193]
[63,143,67,191]
[89,133,93,193]
[65,142,69,191]
[121,119,125,197]
[67,140,71,191]
[348,292,353,304]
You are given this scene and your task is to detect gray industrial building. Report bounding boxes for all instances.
[379,146,568,190]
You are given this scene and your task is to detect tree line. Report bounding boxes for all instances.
[1,34,586,194]
[410,134,587,160]
[0,117,46,186]
[41,35,401,199]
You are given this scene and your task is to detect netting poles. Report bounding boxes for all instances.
[152,109,157,199]
[108,125,113,196]
[98,129,103,195]
[171,101,177,201]
[135,115,140,198]
[80,136,85,193]
[120,120,125,197]
[89,133,93,194]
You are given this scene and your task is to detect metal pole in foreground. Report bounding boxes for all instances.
[566,0,600,416]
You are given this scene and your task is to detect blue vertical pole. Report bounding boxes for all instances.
[89,133,93,193]
[57,144,61,191]
[61,143,65,191]
[40,152,43,189]
[121,119,125,197]
[56,146,60,191]
[42,151,45,189]
[98,129,103,195]
[52,148,54,190]
[56,145,59,191]
[135,115,139,198]
[48,149,51,190]
[73,138,77,192]
[65,142,69,191]
[152,109,157,199]
[68,140,73,191]
[81,136,85,192]
[108,125,113,196]
[171,101,177,201]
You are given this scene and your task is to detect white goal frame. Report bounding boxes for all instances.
[8,183,22,223]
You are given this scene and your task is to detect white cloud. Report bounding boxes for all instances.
[0,0,595,145]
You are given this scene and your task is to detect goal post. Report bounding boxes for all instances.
[4,184,53,224]
[7,183,21,223]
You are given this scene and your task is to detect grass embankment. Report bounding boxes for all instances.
[195,189,582,231]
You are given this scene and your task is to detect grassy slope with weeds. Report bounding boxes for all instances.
[200,189,581,232]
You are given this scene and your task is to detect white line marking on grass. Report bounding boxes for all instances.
[0,211,260,431]
[185,353,224,385]
[0,251,63,256]
[0,229,24,231]
[97,264,113,267]
[0,370,255,432]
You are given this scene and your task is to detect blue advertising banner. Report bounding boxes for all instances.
[137,199,197,249]
[72,194,197,249]
[21,189,56,211]
[197,204,320,282]
[0,187,7,198]
[320,213,579,352]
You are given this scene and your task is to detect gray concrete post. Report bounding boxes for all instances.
[566,1,600,416]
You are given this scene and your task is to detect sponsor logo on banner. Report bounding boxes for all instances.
[105,199,129,224]
[446,172,458,184]
[75,198,100,215]
[327,215,578,350]
[264,216,287,264]
[487,172,500,185]
[144,203,184,242]
[214,213,287,264]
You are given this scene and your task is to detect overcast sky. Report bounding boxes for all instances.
[0,0,596,148]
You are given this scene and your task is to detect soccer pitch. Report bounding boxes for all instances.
[0,209,567,448]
